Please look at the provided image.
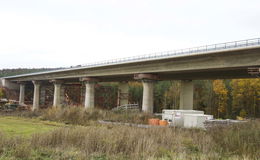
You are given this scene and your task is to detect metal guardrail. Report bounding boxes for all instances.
[78,38,260,68]
[112,104,139,111]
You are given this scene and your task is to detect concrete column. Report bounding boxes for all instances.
[142,80,155,113]
[50,80,64,107]
[180,80,194,110]
[134,73,158,114]
[19,83,25,105]
[53,81,63,107]
[84,81,95,109]
[118,82,129,106]
[80,77,98,109]
[32,81,41,110]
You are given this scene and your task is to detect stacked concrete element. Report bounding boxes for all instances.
[162,110,204,127]
[162,109,214,128]
[183,114,213,128]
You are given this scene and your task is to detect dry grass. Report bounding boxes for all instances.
[30,126,217,159]
[39,107,156,125]
[1,120,259,159]
[0,107,259,159]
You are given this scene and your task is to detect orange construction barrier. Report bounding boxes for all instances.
[159,120,168,126]
[148,118,160,125]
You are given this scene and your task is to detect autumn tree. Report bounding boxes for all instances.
[231,79,260,118]
[213,80,228,118]
[194,80,215,114]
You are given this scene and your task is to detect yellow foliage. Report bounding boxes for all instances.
[231,79,260,117]
[213,80,228,115]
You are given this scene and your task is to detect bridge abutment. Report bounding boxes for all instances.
[180,80,194,110]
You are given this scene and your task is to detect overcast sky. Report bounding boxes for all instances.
[0,0,259,69]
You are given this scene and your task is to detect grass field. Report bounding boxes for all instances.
[0,116,64,137]
[0,108,259,160]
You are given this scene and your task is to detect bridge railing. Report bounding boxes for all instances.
[79,38,260,68]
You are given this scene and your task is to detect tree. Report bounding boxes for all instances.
[129,82,143,107]
[231,79,260,118]
[194,80,215,114]
[213,80,228,118]
[163,81,180,110]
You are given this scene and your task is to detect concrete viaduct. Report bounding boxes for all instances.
[1,38,260,113]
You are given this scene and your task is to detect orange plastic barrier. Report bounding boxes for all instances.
[148,118,160,125]
[159,120,168,126]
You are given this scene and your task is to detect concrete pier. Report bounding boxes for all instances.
[180,80,194,110]
[134,73,158,113]
[52,80,63,107]
[142,80,155,113]
[32,81,41,110]
[81,77,98,109]
[18,82,25,105]
[84,82,95,109]
[118,82,129,106]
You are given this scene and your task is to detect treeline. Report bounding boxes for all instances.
[0,68,63,78]
[129,79,260,119]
